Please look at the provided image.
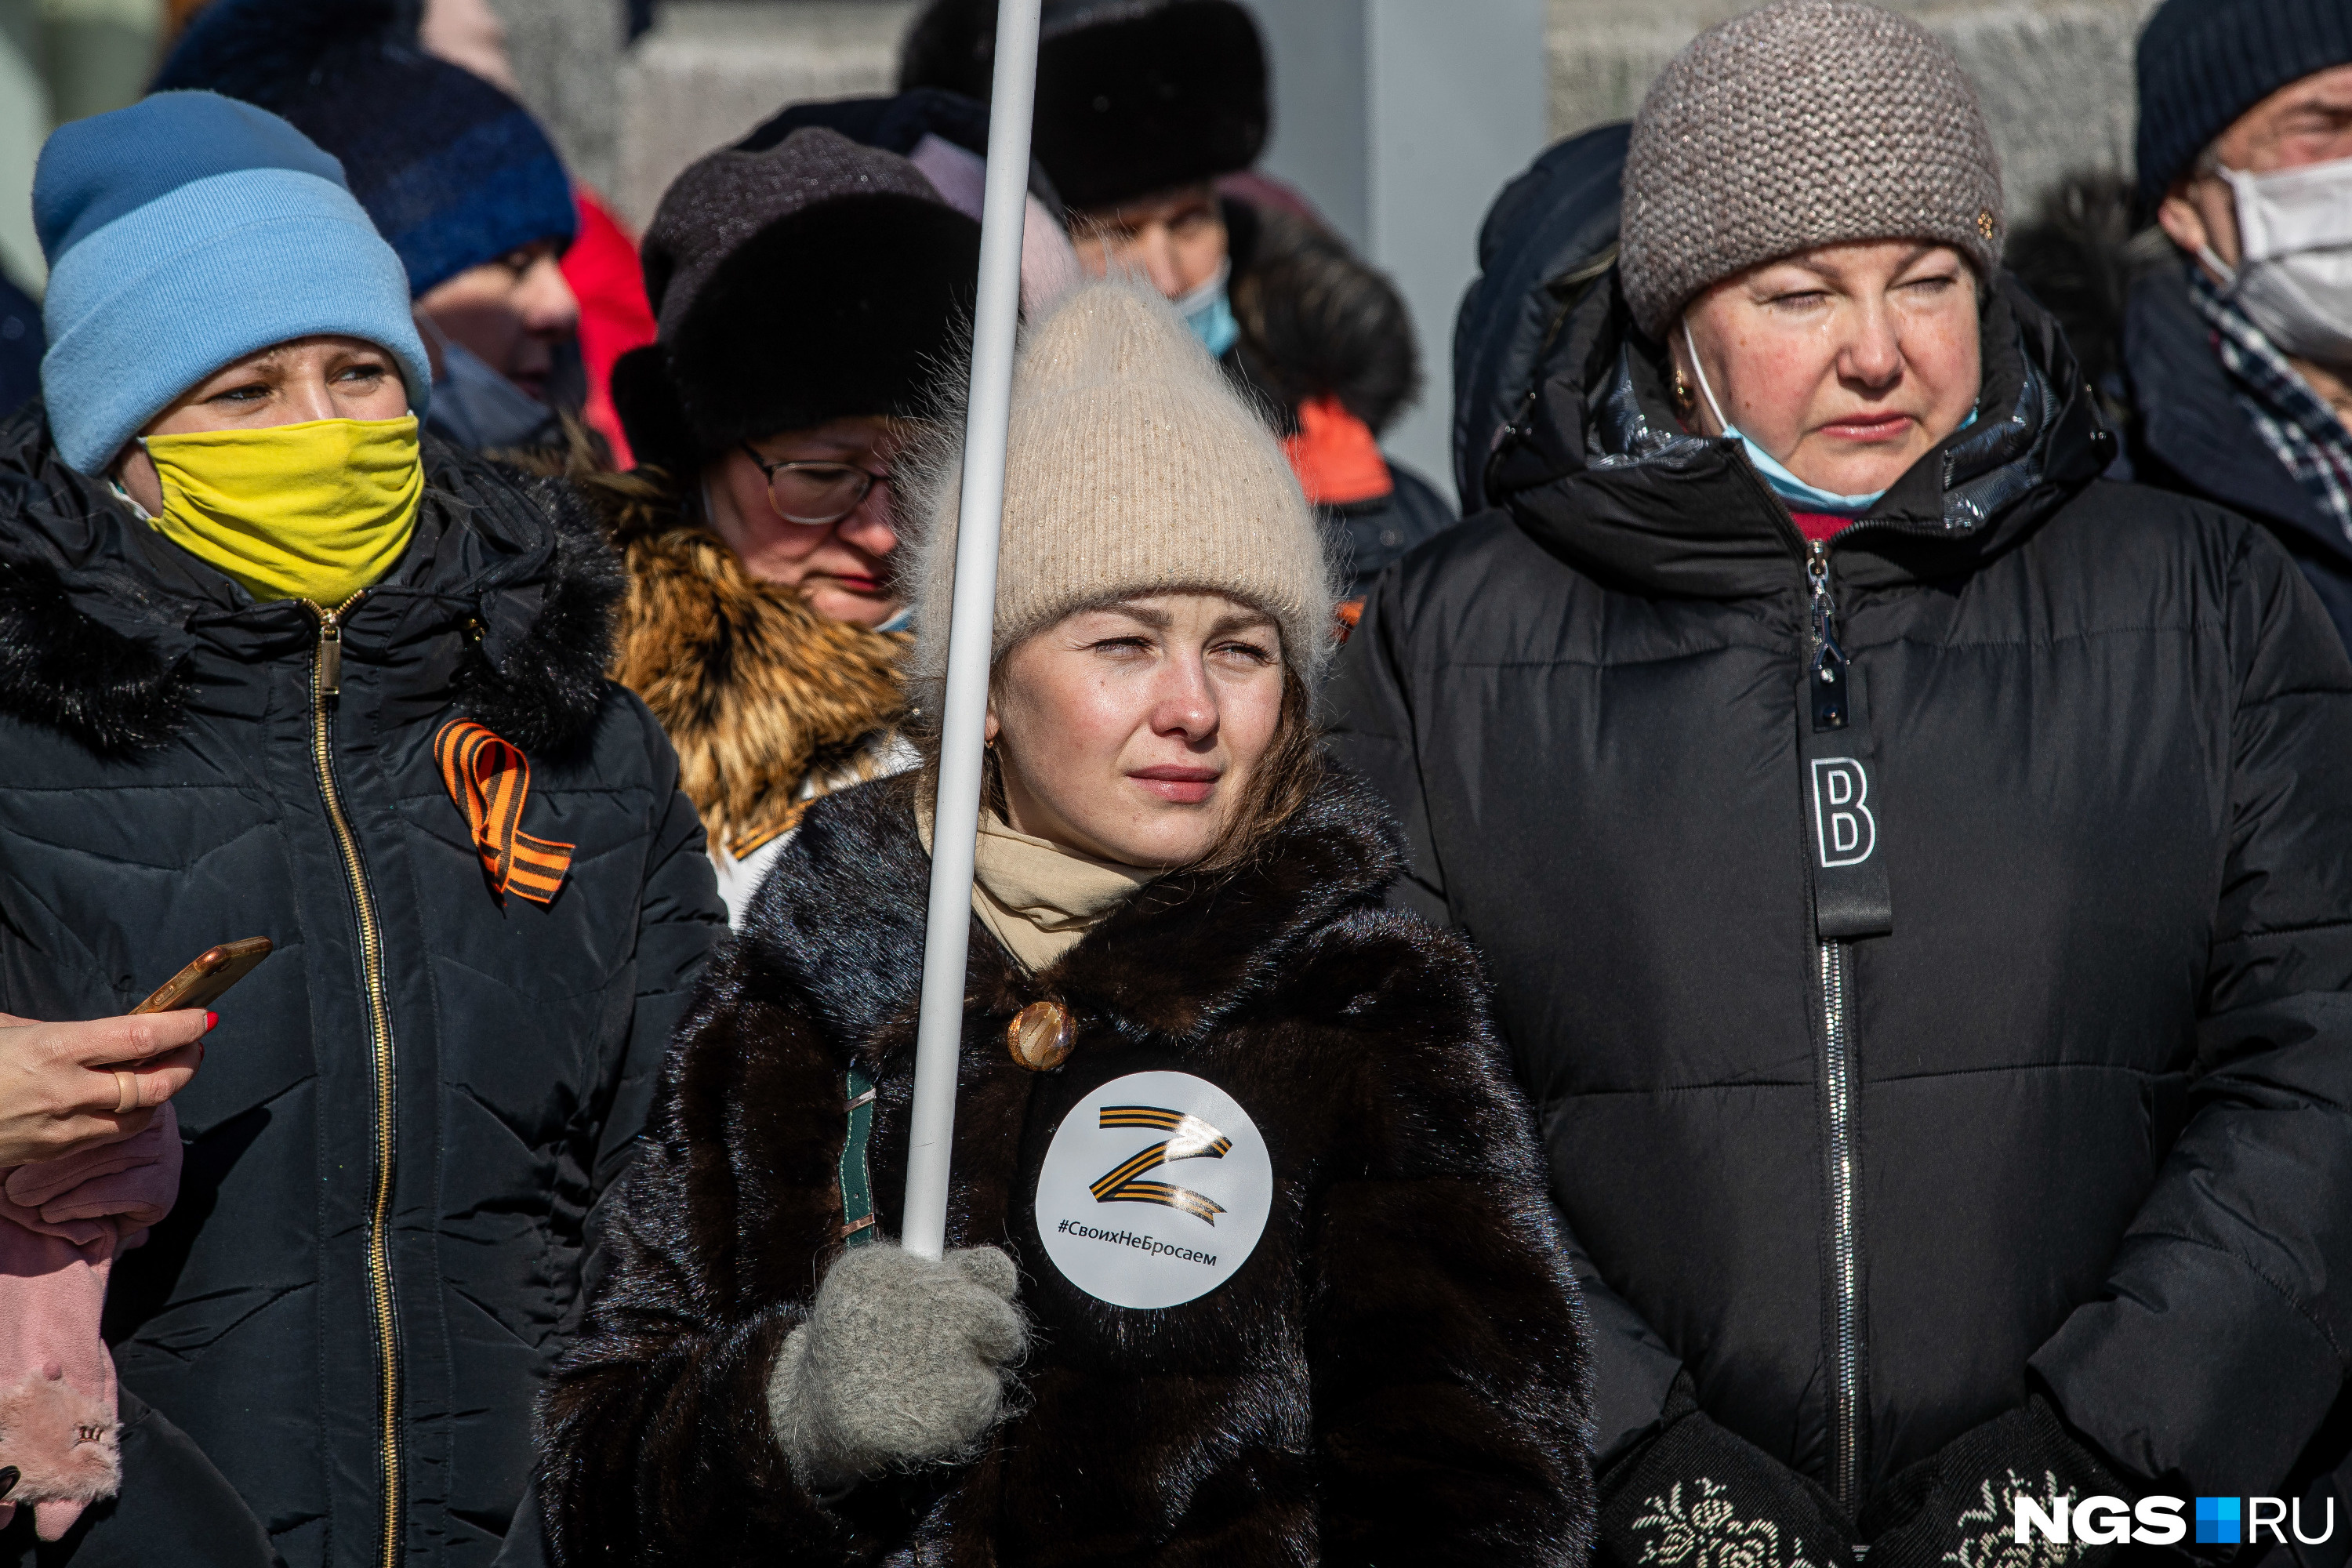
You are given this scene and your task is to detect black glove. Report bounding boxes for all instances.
[1600,1381,1857,1568]
[1861,1399,2125,1568]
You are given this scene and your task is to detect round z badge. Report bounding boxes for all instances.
[1035,1070,1272,1309]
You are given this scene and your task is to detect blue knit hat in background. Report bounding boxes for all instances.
[35,91,432,475]
[153,0,577,299]
[2136,0,2352,209]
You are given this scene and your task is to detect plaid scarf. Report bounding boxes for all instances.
[2190,267,2352,547]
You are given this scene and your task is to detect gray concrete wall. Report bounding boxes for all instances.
[488,0,630,195]
[0,0,49,292]
[0,0,170,296]
[612,0,912,227]
[1548,0,2161,224]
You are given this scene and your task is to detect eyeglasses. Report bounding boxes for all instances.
[742,444,891,525]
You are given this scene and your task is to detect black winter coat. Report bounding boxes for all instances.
[0,408,725,1566]
[1323,460,1456,600]
[2123,260,2352,655]
[538,767,1595,1566]
[1327,276,2352,1508]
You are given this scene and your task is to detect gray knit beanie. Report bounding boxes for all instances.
[909,280,1334,686]
[1617,0,2005,339]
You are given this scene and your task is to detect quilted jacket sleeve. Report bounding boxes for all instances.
[1305,909,1596,1566]
[554,715,728,1334]
[536,947,886,1568]
[2031,522,2352,1492]
[1324,575,1452,924]
[1327,577,1689,1467]
[590,746,727,1218]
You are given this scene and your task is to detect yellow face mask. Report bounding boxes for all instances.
[140,416,424,606]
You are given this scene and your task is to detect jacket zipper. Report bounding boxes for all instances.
[1816,938,1862,1509]
[308,596,403,1568]
[1804,535,1864,1512]
[1723,439,1974,1509]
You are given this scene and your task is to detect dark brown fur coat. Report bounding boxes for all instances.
[538,765,1595,1566]
[587,468,907,854]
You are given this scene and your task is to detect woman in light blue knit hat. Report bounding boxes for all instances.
[0,90,724,1567]
[35,92,437,561]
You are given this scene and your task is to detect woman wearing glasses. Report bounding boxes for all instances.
[595,126,983,920]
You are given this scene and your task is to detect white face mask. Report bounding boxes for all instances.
[2202,154,2352,369]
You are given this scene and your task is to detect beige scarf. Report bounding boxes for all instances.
[918,801,1160,971]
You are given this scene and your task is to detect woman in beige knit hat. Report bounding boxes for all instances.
[536,280,1596,1565]
[1331,1,2352,1566]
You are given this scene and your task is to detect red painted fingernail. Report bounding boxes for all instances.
[205,1011,218,1031]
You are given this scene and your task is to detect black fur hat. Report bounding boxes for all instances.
[900,0,1268,212]
[610,128,981,476]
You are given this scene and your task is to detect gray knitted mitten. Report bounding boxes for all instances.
[767,1243,1028,1490]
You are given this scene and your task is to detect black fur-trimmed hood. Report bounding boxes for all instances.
[0,401,620,757]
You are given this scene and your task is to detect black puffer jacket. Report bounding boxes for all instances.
[1327,274,2352,1506]
[0,407,725,1566]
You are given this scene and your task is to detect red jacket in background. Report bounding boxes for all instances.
[564,188,655,469]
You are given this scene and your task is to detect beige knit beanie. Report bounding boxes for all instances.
[1617,0,2005,339]
[907,279,1333,686]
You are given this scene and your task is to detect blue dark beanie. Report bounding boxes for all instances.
[34,91,431,474]
[153,0,577,298]
[2136,0,2352,208]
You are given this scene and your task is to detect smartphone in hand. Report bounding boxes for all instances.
[133,938,274,1015]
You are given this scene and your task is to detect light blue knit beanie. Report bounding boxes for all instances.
[34,91,433,475]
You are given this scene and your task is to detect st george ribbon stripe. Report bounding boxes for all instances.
[433,719,575,905]
[1089,1105,1232,1223]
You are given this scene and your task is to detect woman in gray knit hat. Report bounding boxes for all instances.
[1331,1,2352,1564]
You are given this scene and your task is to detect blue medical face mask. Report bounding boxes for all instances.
[419,317,568,453]
[1680,320,1973,514]
[1738,431,1892,514]
[1174,259,1240,358]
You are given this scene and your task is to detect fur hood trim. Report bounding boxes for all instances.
[0,536,194,755]
[588,467,908,851]
[0,408,620,758]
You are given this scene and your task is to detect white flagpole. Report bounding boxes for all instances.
[899,0,1041,1261]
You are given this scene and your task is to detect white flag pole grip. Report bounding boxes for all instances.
[898,0,1041,1261]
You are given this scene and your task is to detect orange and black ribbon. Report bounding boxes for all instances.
[433,719,573,905]
[1090,1105,1232,1225]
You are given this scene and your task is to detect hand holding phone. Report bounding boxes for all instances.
[133,937,273,1015]
[0,942,264,1166]
[0,1010,213,1166]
